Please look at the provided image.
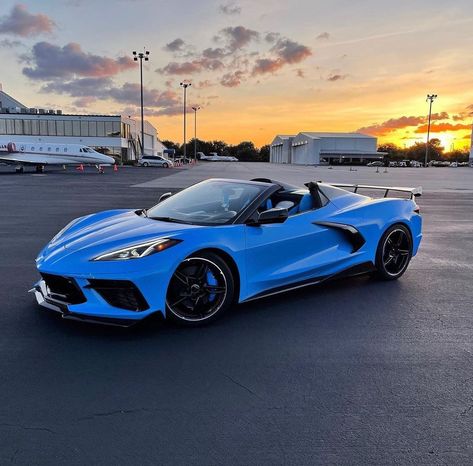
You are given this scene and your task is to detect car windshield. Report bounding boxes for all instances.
[146,180,267,225]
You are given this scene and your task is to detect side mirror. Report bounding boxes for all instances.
[159,192,172,203]
[248,207,288,226]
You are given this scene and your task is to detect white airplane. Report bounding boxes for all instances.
[198,152,239,162]
[0,139,116,173]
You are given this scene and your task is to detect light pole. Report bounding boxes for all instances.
[425,94,437,167]
[180,81,191,159]
[191,106,201,162]
[132,48,150,157]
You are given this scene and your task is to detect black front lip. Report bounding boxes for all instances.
[31,281,140,328]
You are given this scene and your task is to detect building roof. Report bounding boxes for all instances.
[299,131,374,139]
[0,90,27,109]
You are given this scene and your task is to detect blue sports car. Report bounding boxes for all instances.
[32,178,422,327]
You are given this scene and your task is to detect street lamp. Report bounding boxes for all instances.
[191,106,201,162]
[425,94,437,167]
[180,81,192,160]
[132,48,150,157]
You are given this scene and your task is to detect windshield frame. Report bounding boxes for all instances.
[146,179,277,227]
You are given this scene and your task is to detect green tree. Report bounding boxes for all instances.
[161,140,180,153]
[405,138,444,162]
[258,144,270,162]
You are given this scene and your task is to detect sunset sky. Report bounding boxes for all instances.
[1,0,472,149]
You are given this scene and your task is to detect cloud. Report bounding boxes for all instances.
[41,77,113,97]
[22,42,136,79]
[327,73,347,81]
[218,26,259,51]
[72,96,97,108]
[357,112,451,136]
[0,38,22,48]
[0,5,55,37]
[164,38,185,52]
[220,70,245,87]
[42,78,182,116]
[414,122,471,133]
[252,58,284,75]
[196,80,215,88]
[202,47,227,59]
[271,38,312,64]
[316,32,330,40]
[158,57,224,75]
[219,3,241,15]
[252,38,311,76]
[160,27,310,85]
[264,32,280,43]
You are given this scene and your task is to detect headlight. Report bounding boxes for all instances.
[92,238,181,261]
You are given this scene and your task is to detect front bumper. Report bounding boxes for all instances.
[31,278,158,327]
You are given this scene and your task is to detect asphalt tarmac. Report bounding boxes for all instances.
[0,165,472,465]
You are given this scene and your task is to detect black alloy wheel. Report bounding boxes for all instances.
[166,252,234,326]
[375,224,412,280]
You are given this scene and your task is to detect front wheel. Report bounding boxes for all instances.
[163,163,169,168]
[166,252,235,326]
[375,224,412,280]
[142,162,149,167]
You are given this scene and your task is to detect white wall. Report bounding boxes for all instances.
[319,136,376,152]
[291,135,320,165]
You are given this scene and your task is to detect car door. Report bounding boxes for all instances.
[244,206,354,299]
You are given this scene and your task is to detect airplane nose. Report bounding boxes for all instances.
[100,154,115,165]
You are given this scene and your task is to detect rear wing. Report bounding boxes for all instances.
[329,183,422,199]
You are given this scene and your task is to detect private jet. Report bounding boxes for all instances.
[0,139,116,173]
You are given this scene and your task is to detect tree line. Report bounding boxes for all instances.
[161,137,470,163]
[378,138,470,162]
[161,138,270,162]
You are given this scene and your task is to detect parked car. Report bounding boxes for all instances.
[411,161,423,168]
[367,161,383,167]
[32,178,423,327]
[389,161,398,167]
[138,156,173,168]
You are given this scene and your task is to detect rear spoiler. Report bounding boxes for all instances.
[329,183,422,199]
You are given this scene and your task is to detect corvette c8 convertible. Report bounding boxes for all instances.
[32,178,422,327]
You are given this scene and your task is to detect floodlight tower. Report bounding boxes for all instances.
[132,48,150,156]
[425,94,437,167]
[191,106,201,162]
[180,81,192,159]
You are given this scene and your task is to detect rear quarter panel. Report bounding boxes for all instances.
[326,197,422,261]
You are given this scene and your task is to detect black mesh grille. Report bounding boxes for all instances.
[86,279,149,312]
[41,273,86,304]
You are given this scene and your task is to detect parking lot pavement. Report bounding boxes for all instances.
[134,161,473,193]
[0,165,472,465]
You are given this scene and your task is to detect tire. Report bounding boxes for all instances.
[166,251,235,326]
[163,163,169,168]
[375,224,412,280]
[143,162,149,167]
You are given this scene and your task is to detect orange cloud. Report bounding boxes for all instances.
[414,122,471,133]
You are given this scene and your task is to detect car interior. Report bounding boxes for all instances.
[257,190,317,216]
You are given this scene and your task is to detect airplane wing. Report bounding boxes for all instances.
[0,153,81,166]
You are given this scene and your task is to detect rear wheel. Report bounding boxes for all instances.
[375,224,412,280]
[143,162,149,167]
[166,252,234,326]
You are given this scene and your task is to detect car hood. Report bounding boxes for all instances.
[37,209,200,268]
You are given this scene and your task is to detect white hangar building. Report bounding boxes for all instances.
[270,132,383,165]
[0,85,166,162]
